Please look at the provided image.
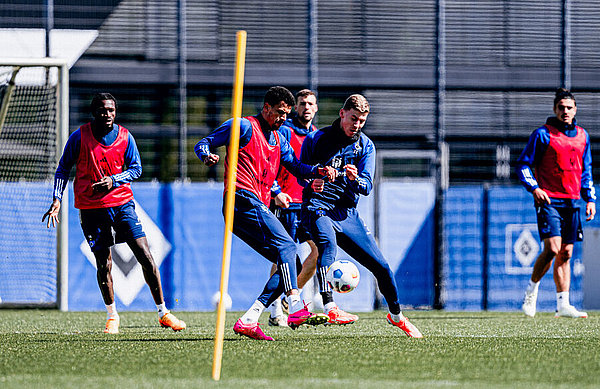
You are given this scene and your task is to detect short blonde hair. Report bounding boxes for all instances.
[342,94,369,113]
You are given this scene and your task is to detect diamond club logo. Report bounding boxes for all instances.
[505,224,540,274]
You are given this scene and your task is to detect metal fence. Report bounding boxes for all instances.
[3,0,600,183]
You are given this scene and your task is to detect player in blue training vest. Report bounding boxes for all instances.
[299,94,423,338]
[516,88,596,318]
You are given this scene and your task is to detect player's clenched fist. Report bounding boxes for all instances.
[317,165,336,181]
[203,153,220,166]
[91,176,114,193]
[344,164,358,181]
[312,178,325,192]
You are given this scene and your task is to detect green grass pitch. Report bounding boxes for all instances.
[1,310,599,388]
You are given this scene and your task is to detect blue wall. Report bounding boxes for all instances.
[1,182,589,312]
[0,182,56,304]
[443,185,586,311]
[63,181,436,312]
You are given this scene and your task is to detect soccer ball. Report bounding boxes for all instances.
[211,291,232,310]
[326,260,360,293]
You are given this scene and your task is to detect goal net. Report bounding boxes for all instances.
[0,59,68,309]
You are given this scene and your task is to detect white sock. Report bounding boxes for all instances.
[156,303,168,318]
[269,297,283,318]
[287,294,303,314]
[105,303,119,319]
[526,280,540,294]
[389,312,404,322]
[323,302,337,314]
[557,291,569,309]
[240,300,265,324]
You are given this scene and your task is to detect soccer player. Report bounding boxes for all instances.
[194,86,336,341]
[516,88,596,318]
[42,93,186,334]
[299,94,423,338]
[268,89,320,327]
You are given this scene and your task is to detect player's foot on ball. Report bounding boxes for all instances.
[159,312,187,331]
[326,306,358,325]
[555,305,588,318]
[233,319,274,341]
[268,315,288,327]
[522,289,538,318]
[104,316,120,334]
[387,313,423,338]
[287,309,328,329]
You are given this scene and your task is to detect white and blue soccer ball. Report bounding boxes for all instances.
[326,260,360,293]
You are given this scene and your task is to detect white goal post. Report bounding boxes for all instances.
[0,58,69,311]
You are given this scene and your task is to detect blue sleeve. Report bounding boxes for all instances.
[280,135,319,179]
[194,118,253,162]
[278,125,292,143]
[516,127,549,193]
[53,129,81,201]
[580,131,596,203]
[346,138,375,196]
[111,132,142,187]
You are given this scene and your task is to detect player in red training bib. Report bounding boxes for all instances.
[43,93,186,334]
[195,86,336,340]
[267,89,320,327]
[516,88,596,318]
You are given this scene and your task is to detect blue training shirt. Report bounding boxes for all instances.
[300,118,375,211]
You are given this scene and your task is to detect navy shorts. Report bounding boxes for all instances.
[79,199,146,252]
[536,198,583,244]
[271,203,312,244]
[226,189,299,301]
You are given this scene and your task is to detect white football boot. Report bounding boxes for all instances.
[555,305,588,318]
[268,315,288,327]
[522,289,538,317]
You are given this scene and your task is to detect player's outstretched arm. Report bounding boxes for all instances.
[42,198,61,228]
[194,118,252,166]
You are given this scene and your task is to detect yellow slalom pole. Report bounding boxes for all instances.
[212,30,246,381]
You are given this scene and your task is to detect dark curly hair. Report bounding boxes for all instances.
[554,88,576,107]
[263,86,295,107]
[90,92,118,113]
